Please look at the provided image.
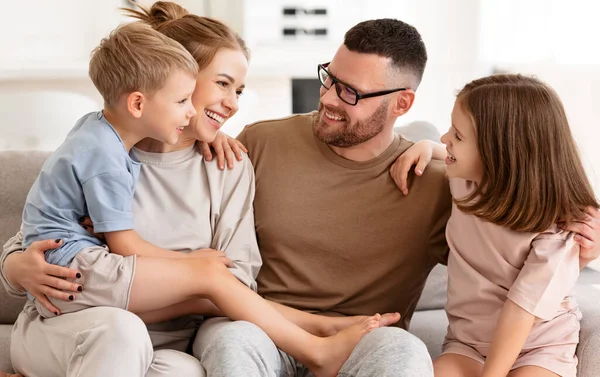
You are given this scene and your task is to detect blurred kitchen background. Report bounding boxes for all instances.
[0,0,599,199]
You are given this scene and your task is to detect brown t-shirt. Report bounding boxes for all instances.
[237,112,451,328]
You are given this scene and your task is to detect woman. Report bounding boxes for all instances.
[0,3,398,377]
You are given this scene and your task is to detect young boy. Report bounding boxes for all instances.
[21,21,198,317]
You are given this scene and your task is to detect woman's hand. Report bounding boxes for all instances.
[5,239,82,315]
[391,140,441,195]
[198,131,248,170]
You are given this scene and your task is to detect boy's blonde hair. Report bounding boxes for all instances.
[89,21,199,108]
[455,74,599,232]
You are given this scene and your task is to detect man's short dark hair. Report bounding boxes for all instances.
[344,19,427,89]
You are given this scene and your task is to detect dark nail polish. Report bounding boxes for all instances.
[77,286,83,292]
[55,239,61,243]
[76,272,81,279]
[78,217,85,222]
[69,295,74,301]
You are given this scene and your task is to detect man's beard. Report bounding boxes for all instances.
[313,99,388,148]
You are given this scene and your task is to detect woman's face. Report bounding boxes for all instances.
[183,48,248,143]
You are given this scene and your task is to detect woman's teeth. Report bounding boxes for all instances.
[448,153,456,162]
[205,110,224,123]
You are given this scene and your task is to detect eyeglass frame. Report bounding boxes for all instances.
[317,62,408,106]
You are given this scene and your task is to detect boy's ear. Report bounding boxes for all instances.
[391,90,416,117]
[126,92,145,118]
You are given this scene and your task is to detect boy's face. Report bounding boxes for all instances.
[142,69,197,145]
[441,101,484,183]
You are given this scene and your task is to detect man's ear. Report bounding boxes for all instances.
[391,90,415,117]
[126,92,145,118]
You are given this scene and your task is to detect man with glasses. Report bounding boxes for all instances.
[195,18,443,377]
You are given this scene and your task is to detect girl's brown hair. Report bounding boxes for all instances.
[122,1,250,70]
[455,74,598,232]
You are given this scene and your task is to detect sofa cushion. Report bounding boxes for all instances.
[0,324,14,372]
[0,151,50,324]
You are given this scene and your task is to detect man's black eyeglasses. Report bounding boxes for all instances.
[317,62,408,106]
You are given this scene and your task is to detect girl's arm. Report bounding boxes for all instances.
[480,299,535,377]
[390,140,447,195]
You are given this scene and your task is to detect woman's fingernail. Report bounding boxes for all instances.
[69,295,74,301]
[78,217,85,222]
[77,286,83,292]
[54,312,59,316]
[76,272,82,279]
[55,239,61,243]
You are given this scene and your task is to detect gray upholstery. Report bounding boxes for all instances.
[0,123,599,375]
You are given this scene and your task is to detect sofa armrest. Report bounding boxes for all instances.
[576,268,600,377]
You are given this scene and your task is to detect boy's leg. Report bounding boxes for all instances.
[336,327,435,377]
[11,303,173,377]
[433,353,482,377]
[192,317,296,377]
[130,256,381,376]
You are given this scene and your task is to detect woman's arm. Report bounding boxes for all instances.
[481,299,535,377]
[1,231,82,314]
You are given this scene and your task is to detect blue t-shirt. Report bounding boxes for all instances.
[22,111,141,266]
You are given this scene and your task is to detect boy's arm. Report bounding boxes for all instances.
[481,299,535,377]
[104,230,189,258]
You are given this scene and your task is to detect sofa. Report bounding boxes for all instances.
[1,127,600,375]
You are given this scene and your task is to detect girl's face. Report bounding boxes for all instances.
[440,101,484,183]
[182,48,248,143]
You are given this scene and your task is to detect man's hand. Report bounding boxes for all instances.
[5,239,82,315]
[559,206,600,269]
[198,131,248,170]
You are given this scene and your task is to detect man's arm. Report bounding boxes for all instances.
[481,299,535,377]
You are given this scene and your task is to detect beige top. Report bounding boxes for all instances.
[445,178,580,353]
[237,112,452,328]
[1,145,261,296]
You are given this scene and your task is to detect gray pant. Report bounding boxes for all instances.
[10,302,204,377]
[193,317,434,377]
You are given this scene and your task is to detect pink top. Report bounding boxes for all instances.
[445,178,581,354]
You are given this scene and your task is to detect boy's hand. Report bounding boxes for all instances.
[187,248,233,267]
[198,131,248,170]
[390,140,435,195]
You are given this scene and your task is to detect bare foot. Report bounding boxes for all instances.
[306,314,381,377]
[0,371,23,377]
[379,312,401,327]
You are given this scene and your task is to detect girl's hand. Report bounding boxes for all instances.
[391,140,437,195]
[198,131,248,170]
[5,239,82,316]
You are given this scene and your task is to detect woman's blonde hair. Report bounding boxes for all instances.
[455,74,598,232]
[122,1,250,71]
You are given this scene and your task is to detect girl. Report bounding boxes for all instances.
[1,3,399,377]
[395,74,599,377]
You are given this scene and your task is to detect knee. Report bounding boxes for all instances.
[195,319,274,358]
[346,327,433,376]
[89,307,152,351]
[153,350,205,376]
